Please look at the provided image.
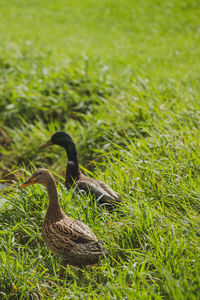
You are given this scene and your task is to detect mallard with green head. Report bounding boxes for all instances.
[19,168,105,267]
[40,132,122,209]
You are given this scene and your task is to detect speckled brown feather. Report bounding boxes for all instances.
[42,216,104,266]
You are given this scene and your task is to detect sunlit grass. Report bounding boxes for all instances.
[0,0,200,298]
[1,151,199,298]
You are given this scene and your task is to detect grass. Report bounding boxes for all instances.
[0,0,200,298]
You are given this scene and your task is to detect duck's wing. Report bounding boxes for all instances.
[54,217,98,244]
[42,217,102,256]
[76,178,122,207]
[96,180,122,201]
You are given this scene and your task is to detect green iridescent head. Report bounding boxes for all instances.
[40,131,77,162]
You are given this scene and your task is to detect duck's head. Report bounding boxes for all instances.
[40,131,77,161]
[19,168,53,188]
[40,131,75,149]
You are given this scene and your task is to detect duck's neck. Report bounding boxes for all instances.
[45,176,64,221]
[63,143,81,188]
[63,141,77,162]
[65,160,81,189]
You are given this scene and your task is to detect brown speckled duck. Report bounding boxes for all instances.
[40,132,122,209]
[19,168,105,267]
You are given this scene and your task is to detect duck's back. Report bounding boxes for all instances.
[42,215,105,266]
[75,174,122,208]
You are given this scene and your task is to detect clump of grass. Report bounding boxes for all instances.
[1,59,200,299]
[1,141,199,298]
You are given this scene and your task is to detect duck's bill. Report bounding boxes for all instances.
[39,139,53,149]
[19,178,34,188]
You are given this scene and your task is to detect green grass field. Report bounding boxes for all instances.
[0,0,200,299]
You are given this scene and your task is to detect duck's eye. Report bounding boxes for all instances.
[38,172,42,175]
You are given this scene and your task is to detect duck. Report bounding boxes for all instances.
[40,131,122,209]
[19,168,105,267]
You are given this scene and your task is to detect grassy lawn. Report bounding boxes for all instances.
[0,0,200,298]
